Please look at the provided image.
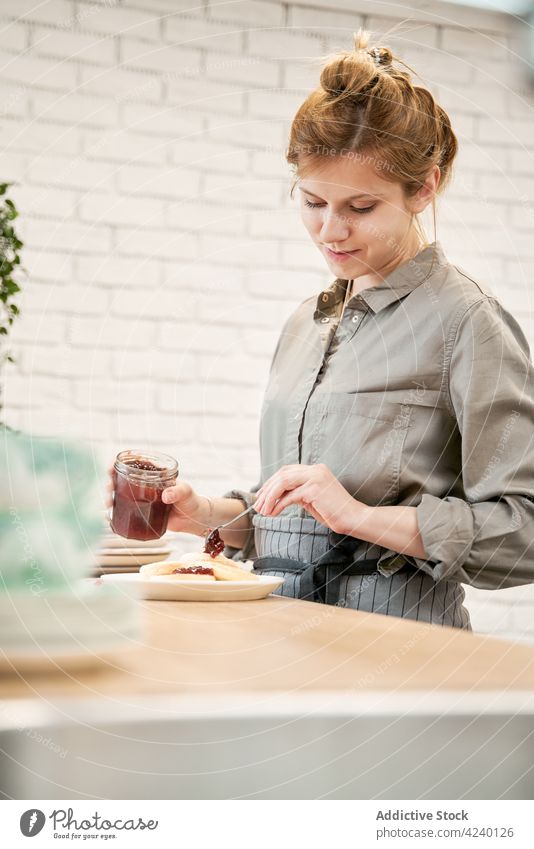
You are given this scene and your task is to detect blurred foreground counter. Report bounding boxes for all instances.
[2,596,534,799]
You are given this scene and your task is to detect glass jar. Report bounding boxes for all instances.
[110,449,178,541]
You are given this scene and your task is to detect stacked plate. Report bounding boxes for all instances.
[92,529,173,575]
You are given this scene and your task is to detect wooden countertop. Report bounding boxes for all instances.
[3,595,534,702]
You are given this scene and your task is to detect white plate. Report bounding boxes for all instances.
[101,572,284,601]
[97,551,171,567]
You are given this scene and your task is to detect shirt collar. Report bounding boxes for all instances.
[314,240,448,319]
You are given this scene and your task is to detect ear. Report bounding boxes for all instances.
[410,165,441,214]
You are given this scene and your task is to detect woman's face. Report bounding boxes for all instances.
[298,154,438,280]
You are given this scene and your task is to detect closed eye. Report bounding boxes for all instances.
[304,199,376,214]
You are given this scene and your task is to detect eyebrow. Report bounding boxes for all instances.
[299,187,383,201]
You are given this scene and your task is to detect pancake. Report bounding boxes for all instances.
[139,551,258,582]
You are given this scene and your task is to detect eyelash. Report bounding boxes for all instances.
[304,199,376,214]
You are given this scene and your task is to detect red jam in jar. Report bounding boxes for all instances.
[110,449,178,541]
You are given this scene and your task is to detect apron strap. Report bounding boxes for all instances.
[252,556,317,600]
[253,555,382,602]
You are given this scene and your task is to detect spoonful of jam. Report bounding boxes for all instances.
[203,504,255,558]
[204,527,225,558]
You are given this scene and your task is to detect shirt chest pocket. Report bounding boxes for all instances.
[306,393,413,506]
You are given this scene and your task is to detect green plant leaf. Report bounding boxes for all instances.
[0,185,23,363]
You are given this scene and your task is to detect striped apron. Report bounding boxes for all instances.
[251,514,471,630]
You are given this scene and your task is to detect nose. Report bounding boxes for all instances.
[319,207,350,245]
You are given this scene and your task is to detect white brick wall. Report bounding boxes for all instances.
[2,0,534,640]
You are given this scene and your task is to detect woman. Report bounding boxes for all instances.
[160,31,534,629]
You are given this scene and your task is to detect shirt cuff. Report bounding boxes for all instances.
[220,489,257,562]
[412,492,475,580]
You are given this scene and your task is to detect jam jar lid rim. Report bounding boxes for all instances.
[114,449,178,478]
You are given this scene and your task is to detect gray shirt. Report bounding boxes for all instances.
[223,240,534,591]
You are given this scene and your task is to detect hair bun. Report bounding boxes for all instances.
[319,32,395,101]
[367,45,393,69]
[353,29,393,69]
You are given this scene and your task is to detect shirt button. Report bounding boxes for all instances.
[320,317,329,323]
[321,293,329,303]
[352,315,359,323]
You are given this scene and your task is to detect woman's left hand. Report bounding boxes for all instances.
[253,463,363,535]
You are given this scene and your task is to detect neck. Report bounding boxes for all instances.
[351,236,428,295]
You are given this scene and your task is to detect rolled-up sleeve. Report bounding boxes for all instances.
[410,296,534,589]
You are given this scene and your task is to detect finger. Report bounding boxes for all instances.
[255,468,285,495]
[254,488,271,509]
[255,465,308,500]
[257,472,297,507]
[161,482,189,504]
[269,485,310,517]
[276,496,328,526]
[254,486,285,514]
[255,478,273,500]
[104,478,114,509]
[256,485,289,515]
[259,471,309,514]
